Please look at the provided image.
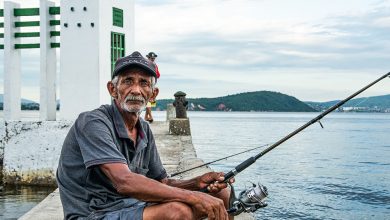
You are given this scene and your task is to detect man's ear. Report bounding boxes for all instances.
[149,87,159,102]
[107,81,118,99]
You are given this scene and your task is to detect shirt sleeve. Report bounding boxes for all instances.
[146,133,167,181]
[75,119,127,169]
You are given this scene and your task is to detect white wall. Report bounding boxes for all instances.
[2,121,72,185]
[60,0,134,120]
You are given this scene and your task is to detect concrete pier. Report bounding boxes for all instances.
[19,121,254,220]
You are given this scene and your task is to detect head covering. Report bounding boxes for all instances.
[112,51,157,79]
[146,52,158,58]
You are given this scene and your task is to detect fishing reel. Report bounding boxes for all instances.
[227,182,268,216]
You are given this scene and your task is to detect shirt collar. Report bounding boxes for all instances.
[112,103,146,141]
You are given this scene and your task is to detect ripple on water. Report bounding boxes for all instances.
[358,161,390,166]
[308,183,390,206]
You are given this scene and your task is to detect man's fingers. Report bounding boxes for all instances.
[217,172,225,181]
[209,182,228,191]
[212,199,224,220]
[214,205,220,220]
[208,212,215,220]
[218,199,228,220]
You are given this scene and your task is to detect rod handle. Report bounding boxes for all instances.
[199,171,235,193]
[199,157,256,193]
[235,157,256,173]
[199,187,209,193]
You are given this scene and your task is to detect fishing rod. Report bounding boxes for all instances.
[170,144,269,177]
[201,72,390,215]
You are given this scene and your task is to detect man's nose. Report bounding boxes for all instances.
[129,83,142,95]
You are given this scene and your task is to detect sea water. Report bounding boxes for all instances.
[188,112,390,220]
[1,111,389,219]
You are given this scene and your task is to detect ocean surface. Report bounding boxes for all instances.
[0,185,57,220]
[1,111,390,219]
[186,111,390,220]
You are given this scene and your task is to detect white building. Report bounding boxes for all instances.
[0,0,135,186]
[1,0,135,120]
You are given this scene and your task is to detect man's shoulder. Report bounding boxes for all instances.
[76,104,113,127]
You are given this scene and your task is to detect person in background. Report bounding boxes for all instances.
[144,52,160,123]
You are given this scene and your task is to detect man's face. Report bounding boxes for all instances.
[149,57,156,62]
[112,69,155,114]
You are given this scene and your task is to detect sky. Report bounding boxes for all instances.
[0,0,390,102]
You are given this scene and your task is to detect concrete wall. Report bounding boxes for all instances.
[0,120,5,183]
[1,121,73,186]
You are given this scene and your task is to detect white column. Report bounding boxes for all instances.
[4,1,21,121]
[40,0,57,121]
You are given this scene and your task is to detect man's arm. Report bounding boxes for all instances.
[160,172,233,193]
[99,163,228,219]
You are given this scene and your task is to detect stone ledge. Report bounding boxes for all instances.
[19,121,254,220]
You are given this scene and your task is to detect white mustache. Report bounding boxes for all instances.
[124,95,145,103]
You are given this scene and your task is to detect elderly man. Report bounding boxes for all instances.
[57,51,233,220]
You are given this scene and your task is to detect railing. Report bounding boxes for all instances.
[0,8,3,49]
[0,6,61,50]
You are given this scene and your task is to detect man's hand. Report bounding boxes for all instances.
[191,191,229,220]
[197,172,235,193]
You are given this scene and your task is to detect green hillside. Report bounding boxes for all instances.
[156,91,316,112]
[306,94,390,111]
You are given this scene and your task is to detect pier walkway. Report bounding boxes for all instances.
[19,121,253,220]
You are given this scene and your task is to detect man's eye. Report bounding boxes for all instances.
[140,81,149,87]
[124,79,132,84]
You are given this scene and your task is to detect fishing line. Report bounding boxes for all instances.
[170,143,269,177]
[201,72,390,193]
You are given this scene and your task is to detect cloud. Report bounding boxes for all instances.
[135,0,390,76]
[1,0,389,102]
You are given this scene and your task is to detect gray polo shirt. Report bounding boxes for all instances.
[56,104,167,220]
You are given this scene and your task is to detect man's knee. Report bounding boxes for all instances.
[166,202,193,220]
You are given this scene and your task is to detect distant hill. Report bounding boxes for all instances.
[306,94,390,111]
[0,94,39,110]
[156,91,316,112]
[0,94,36,104]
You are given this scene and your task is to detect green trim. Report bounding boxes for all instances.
[0,9,4,17]
[49,7,60,15]
[0,44,4,49]
[15,32,40,38]
[14,8,40,17]
[0,33,3,38]
[51,43,60,48]
[112,7,123,28]
[50,31,60,37]
[15,43,40,49]
[50,20,60,26]
[111,32,125,74]
[15,21,40,27]
[0,22,3,28]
